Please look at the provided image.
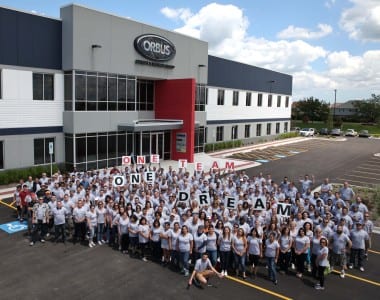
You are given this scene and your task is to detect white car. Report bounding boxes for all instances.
[299,128,315,137]
[345,129,358,137]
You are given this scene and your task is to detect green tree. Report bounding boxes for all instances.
[294,97,330,122]
[353,94,380,123]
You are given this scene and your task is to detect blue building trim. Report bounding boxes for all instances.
[0,7,62,70]
[207,118,290,125]
[0,126,63,136]
[208,55,292,95]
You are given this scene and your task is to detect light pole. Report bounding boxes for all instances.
[333,89,337,124]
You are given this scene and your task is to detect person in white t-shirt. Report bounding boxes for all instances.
[188,252,224,289]
[315,237,329,290]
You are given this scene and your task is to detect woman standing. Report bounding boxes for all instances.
[265,232,280,285]
[160,222,172,266]
[150,219,163,263]
[128,215,139,257]
[315,238,329,290]
[119,211,130,254]
[218,226,232,276]
[294,228,310,278]
[96,201,107,245]
[311,228,324,278]
[170,222,181,270]
[247,228,263,279]
[279,226,293,274]
[232,228,247,279]
[206,225,218,266]
[177,225,193,277]
[86,204,97,248]
[138,217,150,262]
[193,225,207,262]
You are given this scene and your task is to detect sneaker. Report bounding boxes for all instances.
[273,280,278,285]
[307,264,311,272]
[315,285,325,290]
[225,270,228,276]
[315,283,321,287]
[296,273,302,278]
[252,263,255,269]
[29,241,34,246]
[359,267,364,272]
[98,241,102,245]
[340,271,345,279]
[46,233,50,237]
[184,270,189,277]
[101,240,106,244]
[40,239,45,243]
[89,243,94,248]
[348,264,353,269]
[142,257,148,262]
[291,263,295,270]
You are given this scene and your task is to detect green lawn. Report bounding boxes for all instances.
[292,120,380,135]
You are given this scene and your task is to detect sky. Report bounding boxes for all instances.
[2,0,380,103]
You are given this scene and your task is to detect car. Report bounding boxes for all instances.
[290,127,300,132]
[358,130,371,138]
[345,129,358,137]
[319,128,329,135]
[330,128,342,136]
[299,128,315,137]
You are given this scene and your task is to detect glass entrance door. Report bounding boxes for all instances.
[151,132,164,160]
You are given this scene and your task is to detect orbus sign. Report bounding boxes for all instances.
[134,34,176,61]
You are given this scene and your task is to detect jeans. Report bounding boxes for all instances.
[317,266,326,287]
[207,249,218,266]
[296,253,307,274]
[88,226,95,242]
[234,252,246,273]
[350,248,365,268]
[120,233,129,251]
[31,220,48,242]
[54,224,66,242]
[97,223,105,242]
[267,257,277,282]
[220,251,231,271]
[279,251,291,272]
[179,251,190,271]
[311,253,318,277]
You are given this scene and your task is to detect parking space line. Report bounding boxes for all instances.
[352,170,380,176]
[369,249,380,255]
[336,178,375,187]
[342,174,380,181]
[356,166,380,171]
[226,275,293,300]
[331,270,380,287]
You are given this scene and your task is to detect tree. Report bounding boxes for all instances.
[353,94,380,123]
[293,97,330,122]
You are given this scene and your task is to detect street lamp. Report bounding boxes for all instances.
[333,89,337,124]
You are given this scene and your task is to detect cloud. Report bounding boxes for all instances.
[161,3,380,100]
[160,7,192,22]
[340,0,380,42]
[325,0,336,9]
[277,24,333,40]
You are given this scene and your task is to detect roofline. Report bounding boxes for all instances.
[0,5,61,21]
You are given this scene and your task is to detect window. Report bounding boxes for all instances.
[0,69,2,99]
[256,124,262,137]
[244,125,250,138]
[284,122,288,132]
[195,84,207,111]
[216,126,224,141]
[277,95,281,107]
[34,138,55,165]
[285,96,289,108]
[257,94,263,107]
[194,126,206,153]
[268,94,272,107]
[33,73,54,100]
[0,141,3,169]
[232,91,239,106]
[64,71,72,110]
[246,92,251,106]
[231,125,238,139]
[217,89,225,105]
[266,123,272,135]
[276,122,280,134]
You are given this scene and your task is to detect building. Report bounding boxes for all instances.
[330,100,359,120]
[0,4,292,171]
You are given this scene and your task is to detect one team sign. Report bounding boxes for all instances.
[112,172,155,187]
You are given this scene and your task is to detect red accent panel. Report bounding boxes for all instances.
[155,79,195,162]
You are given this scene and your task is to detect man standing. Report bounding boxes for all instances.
[188,252,224,289]
[72,199,87,244]
[329,225,352,278]
[30,197,50,246]
[52,200,68,244]
[349,222,369,272]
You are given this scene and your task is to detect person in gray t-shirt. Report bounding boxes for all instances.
[349,223,369,271]
[329,225,352,278]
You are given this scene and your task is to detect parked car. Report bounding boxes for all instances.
[358,130,371,138]
[290,127,300,132]
[345,129,358,137]
[299,128,315,137]
[330,128,342,136]
[319,128,329,135]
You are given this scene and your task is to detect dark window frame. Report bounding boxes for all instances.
[256,124,262,137]
[34,137,55,165]
[232,91,239,106]
[266,123,272,135]
[244,124,250,138]
[268,94,272,107]
[217,89,225,106]
[216,126,224,141]
[0,140,3,169]
[277,95,281,107]
[246,92,251,106]
[257,93,263,107]
[33,72,54,101]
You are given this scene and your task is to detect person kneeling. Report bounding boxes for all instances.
[188,253,224,289]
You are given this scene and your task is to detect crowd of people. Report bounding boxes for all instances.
[13,164,374,290]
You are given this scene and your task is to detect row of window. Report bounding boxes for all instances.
[215,122,289,141]
[217,89,289,108]
[0,141,3,169]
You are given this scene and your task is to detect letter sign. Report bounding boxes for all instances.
[225,196,237,210]
[196,193,210,207]
[137,156,146,165]
[177,191,190,206]
[144,171,155,184]
[178,159,187,169]
[122,156,131,165]
[150,154,160,164]
[130,173,141,185]
[113,175,126,187]
[134,34,176,61]
[252,198,266,211]
[277,203,291,217]
[195,162,203,172]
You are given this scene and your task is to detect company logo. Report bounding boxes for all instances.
[134,34,176,62]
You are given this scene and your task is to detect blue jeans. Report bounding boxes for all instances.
[179,251,190,271]
[207,250,218,266]
[234,252,246,273]
[97,223,104,242]
[267,257,277,281]
[220,251,231,271]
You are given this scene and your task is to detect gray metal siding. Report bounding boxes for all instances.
[208,55,292,95]
[0,7,62,69]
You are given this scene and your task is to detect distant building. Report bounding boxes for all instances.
[330,100,359,119]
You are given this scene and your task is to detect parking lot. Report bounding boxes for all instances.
[0,137,379,300]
